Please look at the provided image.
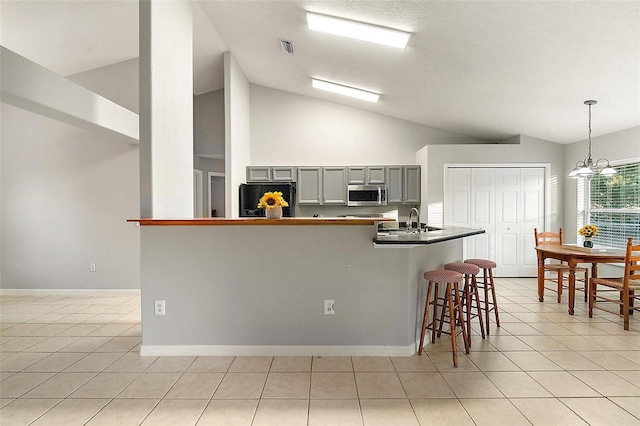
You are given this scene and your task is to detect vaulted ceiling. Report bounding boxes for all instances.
[2,0,639,143]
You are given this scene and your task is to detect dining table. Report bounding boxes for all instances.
[535,243,627,315]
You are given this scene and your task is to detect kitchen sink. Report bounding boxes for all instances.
[377,226,442,236]
[376,232,425,240]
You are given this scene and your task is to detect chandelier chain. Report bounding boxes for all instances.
[587,102,592,161]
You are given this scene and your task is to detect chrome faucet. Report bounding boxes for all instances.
[407,207,421,233]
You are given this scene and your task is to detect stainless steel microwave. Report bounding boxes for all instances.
[347,184,387,207]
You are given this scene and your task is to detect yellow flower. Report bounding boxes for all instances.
[257,191,289,210]
[578,224,598,237]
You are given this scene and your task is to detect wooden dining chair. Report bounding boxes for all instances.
[589,238,640,330]
[534,228,589,303]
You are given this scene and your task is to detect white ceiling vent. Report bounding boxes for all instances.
[280,39,295,54]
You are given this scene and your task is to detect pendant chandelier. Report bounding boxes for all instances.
[568,100,617,179]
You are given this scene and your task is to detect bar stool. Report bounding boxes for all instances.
[464,259,501,334]
[419,269,469,367]
[444,262,486,346]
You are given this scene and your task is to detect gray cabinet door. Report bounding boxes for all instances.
[404,166,421,204]
[323,167,347,204]
[247,167,271,182]
[348,166,386,184]
[297,167,322,205]
[271,167,296,182]
[347,167,366,184]
[367,166,386,184]
[387,166,403,204]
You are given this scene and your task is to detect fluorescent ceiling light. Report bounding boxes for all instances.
[307,12,411,49]
[311,79,380,103]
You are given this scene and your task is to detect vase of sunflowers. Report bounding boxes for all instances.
[258,191,289,219]
[579,224,597,248]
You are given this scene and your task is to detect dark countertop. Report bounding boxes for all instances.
[373,226,485,245]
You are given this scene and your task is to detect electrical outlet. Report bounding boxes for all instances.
[154,300,166,316]
[90,263,96,272]
[324,299,335,315]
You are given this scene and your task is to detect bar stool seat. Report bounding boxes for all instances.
[419,269,468,367]
[464,259,501,334]
[464,258,496,269]
[444,262,486,345]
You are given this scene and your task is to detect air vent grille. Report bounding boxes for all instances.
[280,39,295,54]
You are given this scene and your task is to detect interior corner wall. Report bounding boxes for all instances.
[194,89,225,158]
[0,59,140,290]
[416,146,429,221]
[224,52,251,218]
[249,85,489,166]
[426,136,565,230]
[563,126,640,243]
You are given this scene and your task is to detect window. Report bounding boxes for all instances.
[582,161,640,249]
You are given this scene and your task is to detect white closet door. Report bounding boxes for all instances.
[495,168,521,276]
[445,168,471,227]
[469,168,494,260]
[445,166,545,277]
[520,168,545,275]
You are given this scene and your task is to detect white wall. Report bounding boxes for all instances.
[139,0,193,219]
[224,52,251,218]
[250,85,489,166]
[194,88,225,216]
[1,59,140,290]
[426,135,566,230]
[563,126,640,243]
[194,89,225,158]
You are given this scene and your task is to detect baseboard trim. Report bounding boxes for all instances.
[140,344,416,357]
[0,288,140,296]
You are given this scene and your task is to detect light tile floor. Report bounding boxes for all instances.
[1,278,639,425]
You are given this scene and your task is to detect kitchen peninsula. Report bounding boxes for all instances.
[131,218,483,356]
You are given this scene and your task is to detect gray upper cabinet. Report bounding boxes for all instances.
[248,164,419,205]
[297,167,322,205]
[323,167,347,204]
[247,166,296,182]
[404,166,421,204]
[387,166,404,204]
[347,166,386,185]
[367,166,386,184]
[271,167,296,182]
[246,166,271,182]
[347,167,366,184]
[387,165,421,204]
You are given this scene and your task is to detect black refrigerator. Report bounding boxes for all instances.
[239,183,296,217]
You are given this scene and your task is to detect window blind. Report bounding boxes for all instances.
[587,162,640,249]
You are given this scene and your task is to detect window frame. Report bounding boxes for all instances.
[579,158,640,249]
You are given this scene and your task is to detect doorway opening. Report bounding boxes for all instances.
[208,172,225,217]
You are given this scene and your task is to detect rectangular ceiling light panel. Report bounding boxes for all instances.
[307,12,410,49]
[311,78,380,103]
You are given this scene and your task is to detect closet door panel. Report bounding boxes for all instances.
[495,169,520,276]
[520,168,545,275]
[470,168,495,262]
[446,168,471,227]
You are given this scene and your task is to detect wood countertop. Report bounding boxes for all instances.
[128,217,393,226]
